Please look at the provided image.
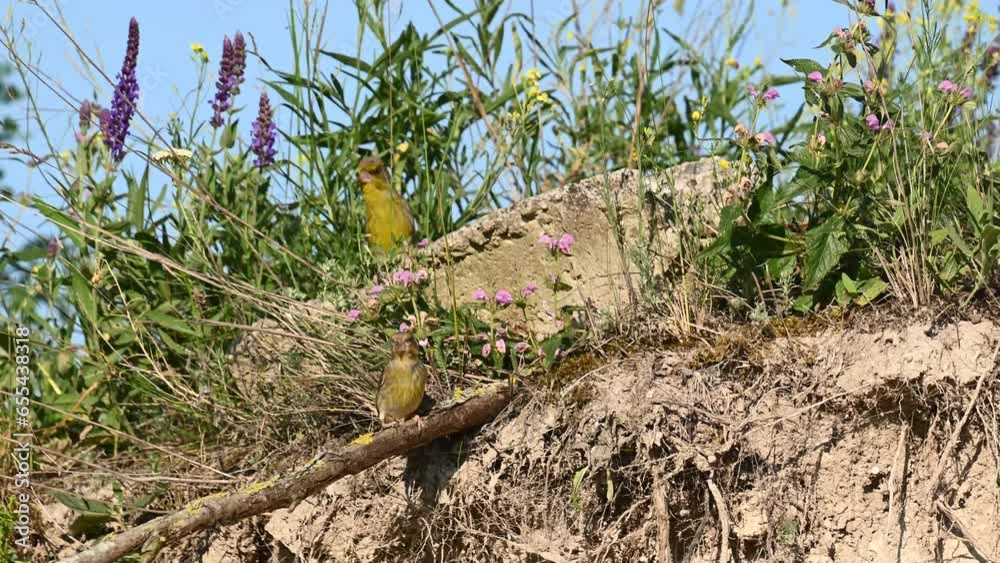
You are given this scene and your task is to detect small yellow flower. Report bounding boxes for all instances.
[725,57,739,69]
[691,110,702,122]
[989,15,998,32]
[453,387,465,401]
[534,91,550,104]
[58,151,72,161]
[524,68,541,84]
[753,56,762,68]
[719,159,731,169]
[190,42,204,54]
[566,30,574,41]
[623,37,632,50]
[396,141,409,154]
[578,62,586,73]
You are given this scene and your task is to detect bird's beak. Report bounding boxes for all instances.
[357,170,372,184]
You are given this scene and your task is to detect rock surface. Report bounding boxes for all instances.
[424,158,738,336]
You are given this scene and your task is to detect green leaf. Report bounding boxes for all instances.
[965,185,986,224]
[854,278,888,306]
[71,270,97,325]
[700,203,741,260]
[34,199,84,248]
[834,278,850,307]
[840,272,858,294]
[221,121,238,149]
[945,225,974,258]
[793,294,814,314]
[50,491,113,516]
[780,58,825,75]
[13,245,47,262]
[127,166,149,230]
[803,217,848,290]
[143,309,198,337]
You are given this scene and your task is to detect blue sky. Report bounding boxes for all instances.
[2,0,997,245]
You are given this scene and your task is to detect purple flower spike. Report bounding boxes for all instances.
[251,92,277,169]
[231,32,246,95]
[100,17,140,162]
[762,89,779,102]
[210,32,247,128]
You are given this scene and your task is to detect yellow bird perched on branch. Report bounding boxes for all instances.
[376,332,428,426]
[356,156,415,252]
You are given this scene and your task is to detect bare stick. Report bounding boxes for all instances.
[651,467,673,563]
[927,345,998,502]
[880,423,909,562]
[706,478,732,563]
[935,500,991,562]
[59,387,514,563]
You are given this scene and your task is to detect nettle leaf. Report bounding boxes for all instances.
[854,278,888,305]
[835,277,850,307]
[781,58,825,75]
[700,203,741,260]
[803,217,848,290]
[50,491,113,516]
[840,272,858,294]
[965,185,986,225]
[841,83,865,101]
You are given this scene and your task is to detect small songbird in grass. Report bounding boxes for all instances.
[357,155,415,252]
[376,332,428,427]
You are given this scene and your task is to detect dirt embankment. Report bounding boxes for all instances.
[155,312,999,563]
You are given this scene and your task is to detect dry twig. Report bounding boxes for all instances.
[59,387,513,563]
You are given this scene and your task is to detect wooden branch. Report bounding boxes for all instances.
[926,346,997,502]
[935,500,991,561]
[59,386,514,563]
[706,478,732,563]
[878,424,909,562]
[651,467,673,563]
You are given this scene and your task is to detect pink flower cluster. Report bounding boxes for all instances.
[472,282,538,307]
[480,335,531,358]
[389,268,428,288]
[539,232,575,255]
[747,84,780,106]
[937,80,973,100]
[865,114,894,132]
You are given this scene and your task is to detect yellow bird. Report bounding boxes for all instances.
[357,156,415,252]
[376,332,428,426]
